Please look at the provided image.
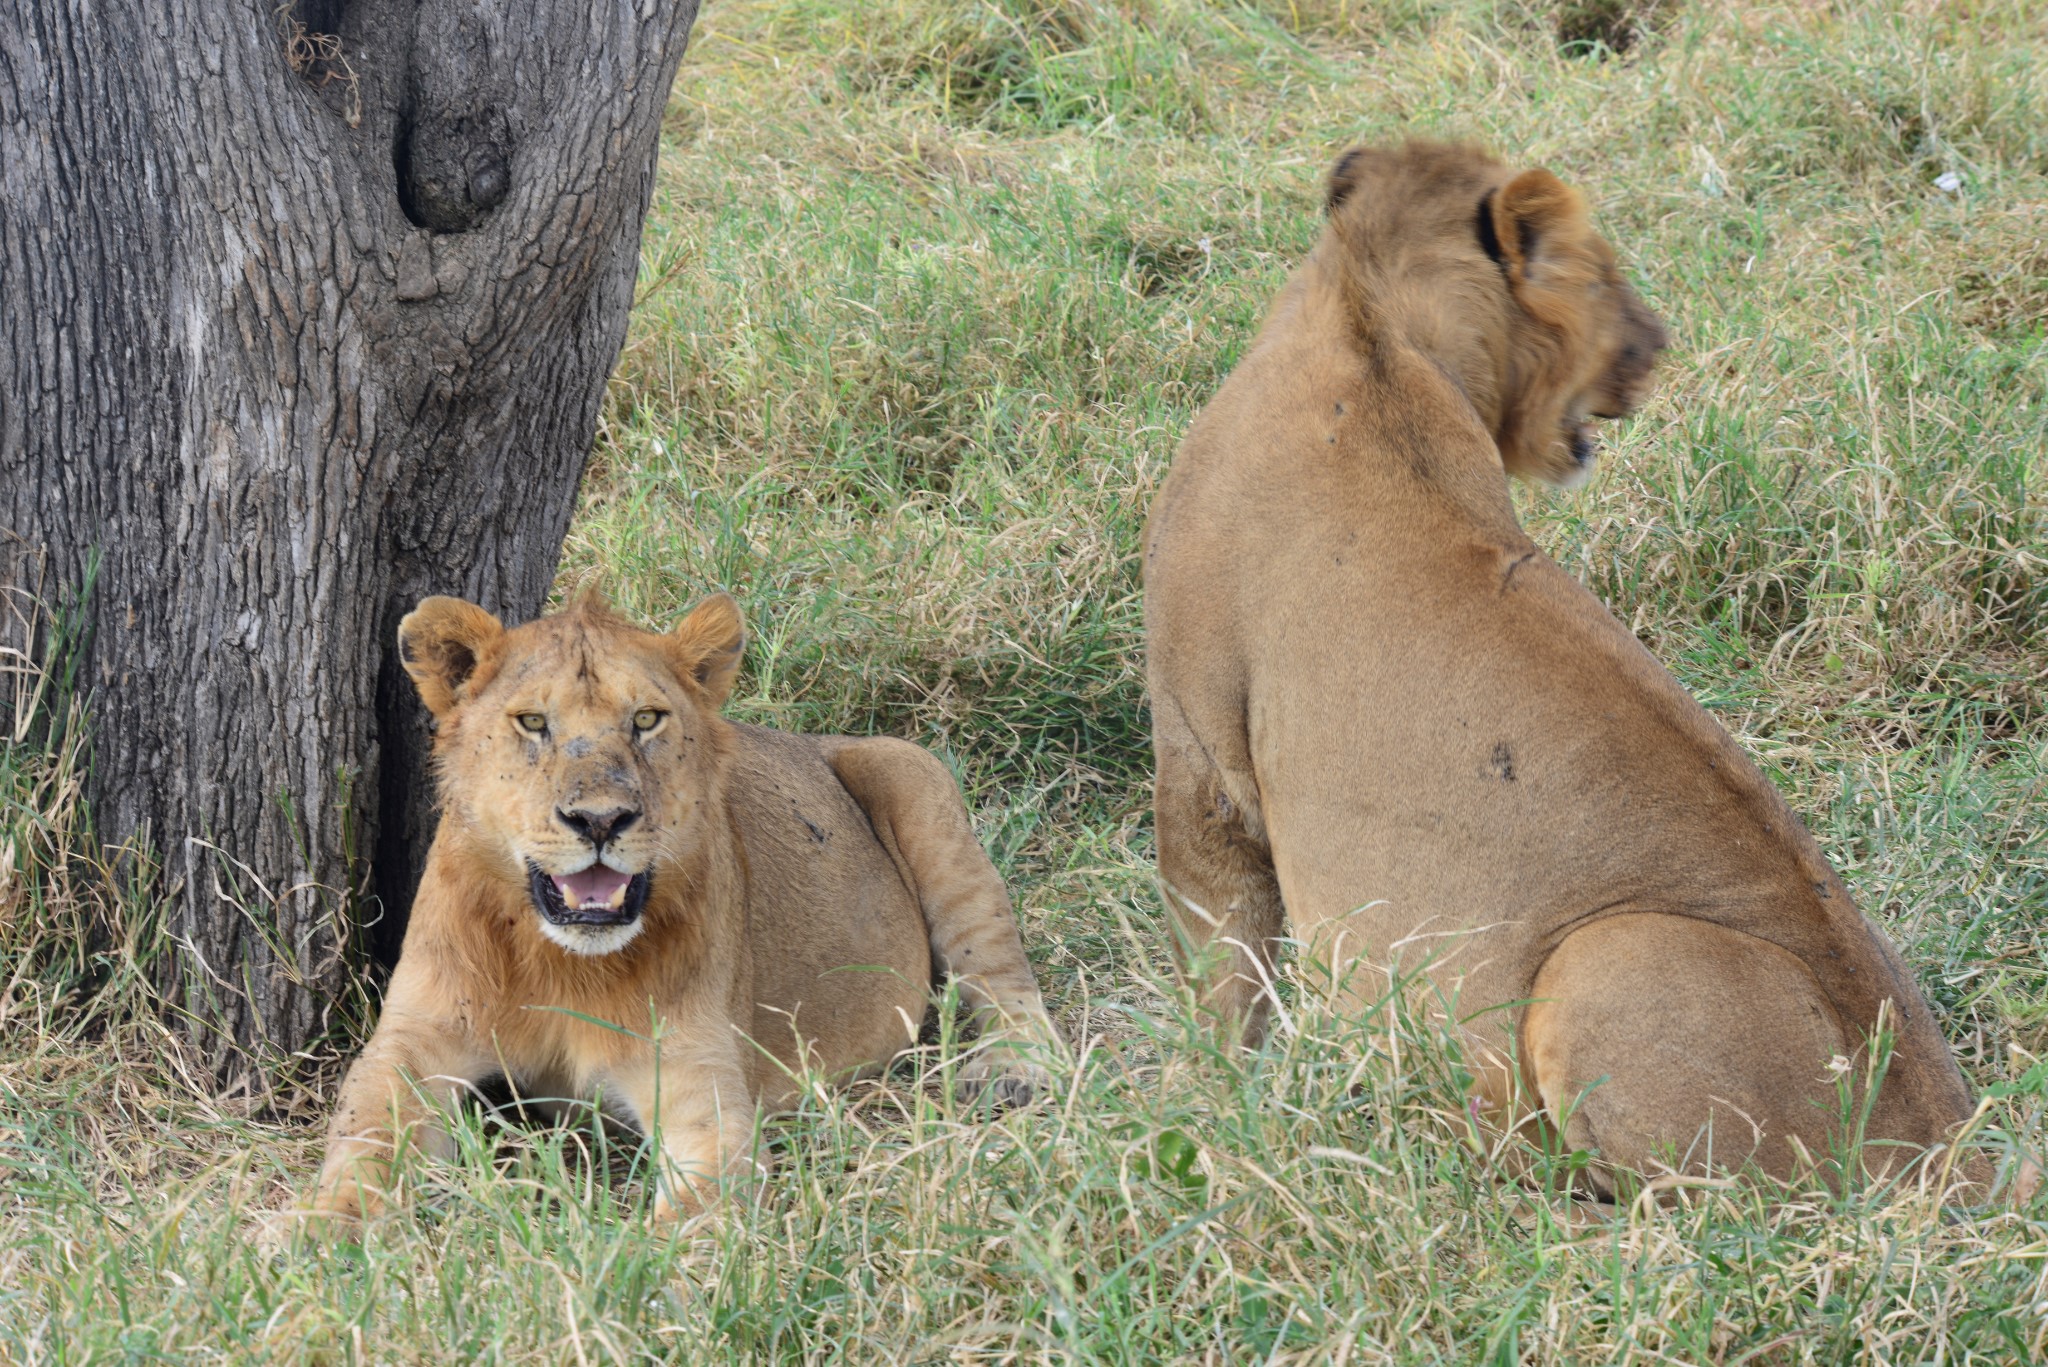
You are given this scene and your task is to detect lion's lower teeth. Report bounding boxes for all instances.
[606,884,628,909]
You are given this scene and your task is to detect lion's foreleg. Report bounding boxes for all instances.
[826,737,1061,1106]
[309,1023,488,1230]
[613,1029,761,1222]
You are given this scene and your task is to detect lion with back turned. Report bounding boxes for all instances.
[1144,141,1997,1196]
[312,591,1057,1225]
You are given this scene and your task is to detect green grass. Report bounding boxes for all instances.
[7,0,2048,1359]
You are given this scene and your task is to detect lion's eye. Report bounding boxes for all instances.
[516,712,548,736]
[633,708,665,734]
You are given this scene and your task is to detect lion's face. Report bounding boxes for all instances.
[398,593,745,956]
[1325,142,1669,485]
[1489,217,1669,487]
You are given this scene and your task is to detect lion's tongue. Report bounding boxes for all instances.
[553,867,632,909]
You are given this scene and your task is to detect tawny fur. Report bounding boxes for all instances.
[1143,142,1987,1197]
[311,593,1057,1226]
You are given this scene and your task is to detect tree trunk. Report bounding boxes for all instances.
[0,0,700,1080]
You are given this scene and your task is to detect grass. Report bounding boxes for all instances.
[6,0,2048,1359]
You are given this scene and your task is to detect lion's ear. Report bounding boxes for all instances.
[1487,168,1594,319]
[1326,147,1368,214]
[398,597,504,718]
[669,593,746,708]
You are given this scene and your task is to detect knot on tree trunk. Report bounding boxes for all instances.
[395,1,514,234]
[397,105,514,233]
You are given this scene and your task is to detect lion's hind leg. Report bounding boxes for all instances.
[1154,736,1286,1051]
[1521,913,1851,1200]
[826,737,1061,1106]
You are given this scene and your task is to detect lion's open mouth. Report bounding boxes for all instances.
[1566,419,1598,468]
[526,862,650,928]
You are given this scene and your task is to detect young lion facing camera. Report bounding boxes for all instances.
[311,592,1056,1225]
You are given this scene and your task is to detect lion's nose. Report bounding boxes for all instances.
[557,805,640,849]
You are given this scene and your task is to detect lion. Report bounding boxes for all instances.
[311,591,1058,1225]
[1142,141,1992,1197]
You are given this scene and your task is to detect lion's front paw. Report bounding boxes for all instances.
[955,1044,1053,1110]
[296,1178,384,1247]
[651,1181,709,1225]
[304,1146,403,1238]
[297,1207,367,1249]
[650,1153,766,1224]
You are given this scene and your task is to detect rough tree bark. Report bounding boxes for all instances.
[0,0,701,1077]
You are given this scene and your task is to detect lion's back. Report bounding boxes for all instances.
[725,723,933,1092]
